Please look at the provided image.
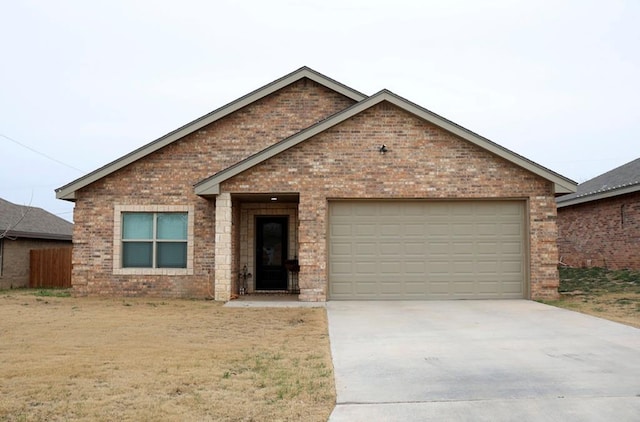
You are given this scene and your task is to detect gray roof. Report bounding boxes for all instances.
[0,198,73,240]
[557,157,640,207]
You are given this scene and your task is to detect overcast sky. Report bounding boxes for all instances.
[2,0,639,222]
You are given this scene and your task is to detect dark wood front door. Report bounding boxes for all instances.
[256,216,288,290]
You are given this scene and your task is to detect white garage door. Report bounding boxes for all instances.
[329,201,526,300]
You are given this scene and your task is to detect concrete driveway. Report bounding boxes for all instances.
[327,300,640,421]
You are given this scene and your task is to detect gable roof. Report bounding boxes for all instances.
[0,198,73,241]
[557,157,640,207]
[194,89,577,196]
[55,67,367,201]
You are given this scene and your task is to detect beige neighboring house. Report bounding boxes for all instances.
[56,67,576,301]
[0,198,73,289]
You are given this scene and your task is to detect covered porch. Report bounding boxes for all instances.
[213,192,302,301]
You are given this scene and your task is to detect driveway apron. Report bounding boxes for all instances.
[327,300,640,421]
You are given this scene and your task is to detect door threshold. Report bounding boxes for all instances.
[251,290,295,295]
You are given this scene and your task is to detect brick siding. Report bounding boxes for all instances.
[71,79,356,297]
[223,102,559,300]
[557,191,640,269]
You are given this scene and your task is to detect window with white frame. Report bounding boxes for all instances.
[113,205,193,275]
[122,212,188,268]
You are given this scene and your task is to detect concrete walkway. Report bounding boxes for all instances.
[327,300,640,421]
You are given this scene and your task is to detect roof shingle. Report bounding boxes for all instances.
[0,198,73,240]
[557,157,640,207]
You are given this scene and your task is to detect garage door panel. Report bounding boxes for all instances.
[355,224,376,236]
[502,241,522,252]
[331,223,352,237]
[501,223,522,235]
[477,242,499,254]
[429,223,453,236]
[331,262,353,274]
[453,281,475,294]
[502,261,524,273]
[404,242,426,255]
[380,262,402,273]
[452,203,474,215]
[429,242,451,254]
[452,223,475,235]
[428,281,451,293]
[355,282,378,295]
[405,261,426,273]
[379,203,404,216]
[331,242,352,256]
[380,281,402,294]
[355,243,377,255]
[380,224,401,236]
[355,206,377,217]
[405,282,428,294]
[502,282,525,294]
[404,224,425,236]
[331,282,353,294]
[452,242,474,254]
[329,201,526,300]
[429,261,452,274]
[477,223,499,235]
[379,242,402,255]
[355,262,377,274]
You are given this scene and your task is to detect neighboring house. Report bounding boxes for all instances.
[56,67,576,301]
[0,198,73,289]
[557,158,640,270]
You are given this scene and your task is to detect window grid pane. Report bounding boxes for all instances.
[157,213,188,240]
[157,242,187,268]
[123,242,153,267]
[123,213,153,239]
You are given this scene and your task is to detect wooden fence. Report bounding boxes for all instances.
[29,248,72,288]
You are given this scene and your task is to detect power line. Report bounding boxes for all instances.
[0,133,85,173]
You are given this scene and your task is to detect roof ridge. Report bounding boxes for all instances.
[194,90,576,196]
[56,67,367,201]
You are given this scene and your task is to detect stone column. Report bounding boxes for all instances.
[214,192,232,301]
[297,193,327,301]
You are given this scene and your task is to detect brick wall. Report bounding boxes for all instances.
[0,238,72,289]
[71,79,356,297]
[71,83,560,300]
[557,191,640,269]
[223,102,559,300]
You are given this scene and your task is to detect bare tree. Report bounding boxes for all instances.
[0,195,33,240]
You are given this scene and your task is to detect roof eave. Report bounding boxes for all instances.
[4,230,72,241]
[196,90,577,196]
[557,183,640,207]
[56,67,367,200]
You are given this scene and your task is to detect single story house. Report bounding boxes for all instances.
[56,67,576,301]
[557,157,640,269]
[0,198,73,289]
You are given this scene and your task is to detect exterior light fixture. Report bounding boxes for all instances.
[379,144,388,154]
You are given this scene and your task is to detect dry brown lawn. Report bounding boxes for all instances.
[546,267,640,329]
[0,291,335,421]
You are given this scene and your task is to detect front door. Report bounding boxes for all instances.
[256,216,288,290]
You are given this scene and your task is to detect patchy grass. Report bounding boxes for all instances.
[32,288,72,298]
[0,291,335,421]
[544,267,640,328]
